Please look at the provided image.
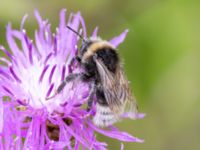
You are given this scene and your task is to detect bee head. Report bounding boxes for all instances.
[79,40,94,57]
[66,26,93,57]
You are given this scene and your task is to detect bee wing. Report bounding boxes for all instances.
[116,64,138,119]
[95,58,137,117]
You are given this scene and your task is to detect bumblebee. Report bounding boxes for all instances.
[52,26,138,127]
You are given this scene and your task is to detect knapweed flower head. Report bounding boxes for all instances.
[0,9,144,149]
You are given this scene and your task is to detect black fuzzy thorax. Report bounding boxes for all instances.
[96,48,119,73]
[82,47,119,81]
[81,47,119,106]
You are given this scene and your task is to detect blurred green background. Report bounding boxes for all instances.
[0,0,200,149]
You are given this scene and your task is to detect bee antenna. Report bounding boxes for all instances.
[66,26,86,42]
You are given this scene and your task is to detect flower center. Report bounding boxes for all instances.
[18,59,64,113]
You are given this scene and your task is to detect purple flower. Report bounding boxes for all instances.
[0,9,144,150]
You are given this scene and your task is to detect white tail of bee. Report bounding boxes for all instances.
[93,103,120,127]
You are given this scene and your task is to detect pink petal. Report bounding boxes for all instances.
[92,27,99,38]
[20,14,28,31]
[122,112,146,119]
[109,29,129,48]
[88,121,144,143]
[0,99,3,133]
[79,15,87,38]
[120,143,124,150]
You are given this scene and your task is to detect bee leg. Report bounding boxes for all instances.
[74,56,81,63]
[57,73,82,94]
[68,56,81,73]
[87,83,96,112]
[46,73,83,100]
[57,71,93,94]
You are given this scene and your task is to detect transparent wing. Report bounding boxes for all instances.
[95,58,137,116]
